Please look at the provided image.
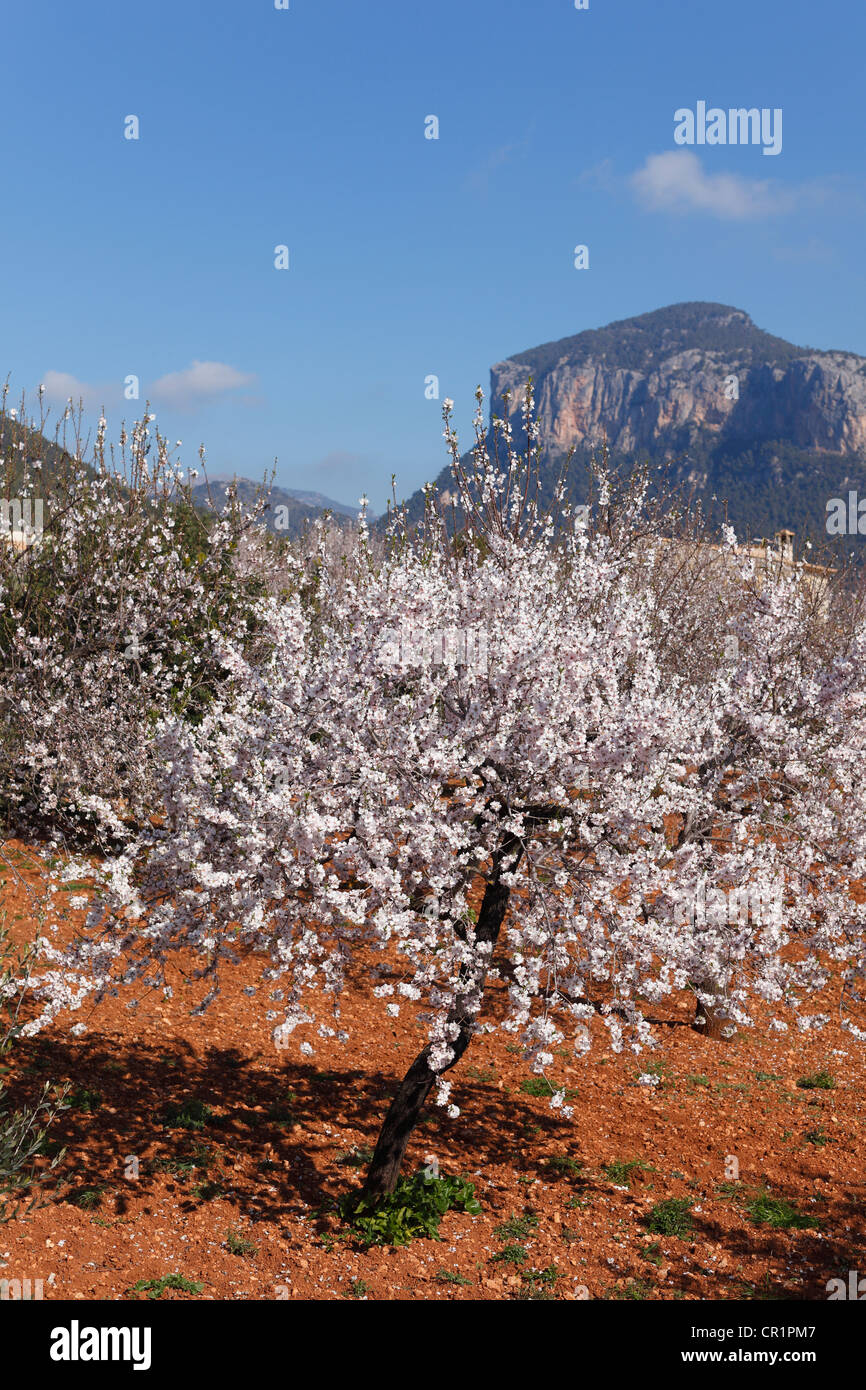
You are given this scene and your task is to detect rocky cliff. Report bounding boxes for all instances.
[490,303,866,464]
[403,303,866,547]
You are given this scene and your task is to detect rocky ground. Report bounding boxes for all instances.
[1,840,863,1302]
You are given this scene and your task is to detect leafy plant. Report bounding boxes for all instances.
[610,1277,654,1300]
[67,1087,102,1113]
[191,1179,225,1201]
[128,1273,204,1301]
[645,1199,693,1237]
[519,1077,554,1098]
[493,1210,539,1241]
[796,1071,836,1091]
[265,1097,295,1127]
[743,1192,817,1231]
[544,1154,584,1177]
[491,1244,528,1266]
[338,1169,481,1248]
[224,1229,257,1256]
[342,1278,370,1299]
[735,1271,790,1301]
[161,1098,213,1131]
[804,1126,832,1147]
[516,1264,562,1300]
[603,1159,650,1185]
[337,1145,375,1168]
[67,1185,106,1211]
[636,1061,673,1089]
[148,1143,213,1179]
[466,1065,497,1083]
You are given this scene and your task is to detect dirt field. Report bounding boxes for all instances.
[1,840,863,1302]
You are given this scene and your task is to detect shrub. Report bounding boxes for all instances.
[0,391,277,845]
[491,1244,528,1266]
[516,1265,562,1300]
[67,1185,105,1211]
[543,1155,583,1177]
[519,1077,554,1097]
[224,1229,257,1256]
[602,1159,650,1185]
[342,1278,370,1299]
[67,1087,102,1113]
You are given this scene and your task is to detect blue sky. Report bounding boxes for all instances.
[3,0,864,511]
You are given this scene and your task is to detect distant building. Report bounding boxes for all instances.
[0,529,44,554]
[740,528,834,597]
[656,526,836,621]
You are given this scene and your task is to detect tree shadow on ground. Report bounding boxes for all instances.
[3,1032,575,1228]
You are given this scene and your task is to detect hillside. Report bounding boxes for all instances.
[0,413,361,543]
[0,414,88,494]
[190,478,357,538]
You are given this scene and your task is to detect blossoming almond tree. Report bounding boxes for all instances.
[29,390,866,1203]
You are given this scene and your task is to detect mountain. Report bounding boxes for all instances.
[200,477,369,520]
[281,488,369,519]
[398,303,866,550]
[190,478,363,538]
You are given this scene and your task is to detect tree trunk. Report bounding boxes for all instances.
[692,975,735,1041]
[359,834,522,1204]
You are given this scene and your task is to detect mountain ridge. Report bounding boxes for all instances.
[189,478,361,538]
[198,476,368,519]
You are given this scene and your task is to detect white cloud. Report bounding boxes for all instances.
[39,370,113,410]
[39,360,256,416]
[150,361,255,410]
[629,151,796,220]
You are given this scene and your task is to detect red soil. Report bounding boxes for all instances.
[1,840,863,1302]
